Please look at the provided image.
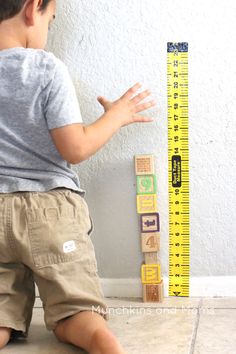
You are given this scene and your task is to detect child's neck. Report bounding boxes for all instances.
[0,40,25,51]
[0,22,26,51]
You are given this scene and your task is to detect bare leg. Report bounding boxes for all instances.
[0,327,12,350]
[53,310,127,354]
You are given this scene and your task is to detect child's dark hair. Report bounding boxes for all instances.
[0,0,52,23]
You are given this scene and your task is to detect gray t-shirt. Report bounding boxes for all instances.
[0,47,85,195]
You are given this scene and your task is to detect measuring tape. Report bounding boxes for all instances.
[167,42,190,297]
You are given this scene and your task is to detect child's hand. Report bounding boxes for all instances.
[97,82,156,127]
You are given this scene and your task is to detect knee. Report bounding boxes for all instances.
[0,327,12,350]
[53,320,68,344]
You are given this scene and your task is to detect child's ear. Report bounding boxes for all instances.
[24,0,43,26]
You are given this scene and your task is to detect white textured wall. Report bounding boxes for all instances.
[47,0,236,278]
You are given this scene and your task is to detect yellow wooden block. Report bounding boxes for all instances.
[137,194,157,213]
[141,232,160,252]
[141,264,161,284]
[142,280,164,302]
[134,154,155,175]
[144,252,160,264]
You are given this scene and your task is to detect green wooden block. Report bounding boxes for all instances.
[136,175,157,194]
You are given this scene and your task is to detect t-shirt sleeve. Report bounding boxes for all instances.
[43,58,83,130]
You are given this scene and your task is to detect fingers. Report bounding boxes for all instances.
[132,114,154,123]
[97,96,108,104]
[131,89,151,105]
[134,100,157,114]
[120,82,142,101]
[121,83,157,113]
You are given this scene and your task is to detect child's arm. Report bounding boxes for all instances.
[49,82,156,164]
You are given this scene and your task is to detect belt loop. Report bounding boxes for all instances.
[25,192,39,222]
[26,208,37,222]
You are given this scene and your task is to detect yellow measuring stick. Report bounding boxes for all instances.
[167,42,190,297]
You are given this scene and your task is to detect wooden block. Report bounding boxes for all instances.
[144,252,160,264]
[140,213,160,232]
[142,280,164,302]
[141,232,160,252]
[134,154,155,175]
[136,175,157,194]
[137,194,157,213]
[141,264,161,284]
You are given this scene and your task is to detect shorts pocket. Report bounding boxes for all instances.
[27,208,88,269]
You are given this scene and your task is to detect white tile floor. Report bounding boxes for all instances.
[1,296,236,354]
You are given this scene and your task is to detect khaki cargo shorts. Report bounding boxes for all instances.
[0,188,109,341]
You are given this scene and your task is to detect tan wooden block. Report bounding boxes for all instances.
[142,280,164,302]
[144,252,160,264]
[134,154,155,175]
[137,194,157,213]
[141,232,160,252]
[141,264,162,284]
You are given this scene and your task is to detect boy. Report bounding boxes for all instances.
[0,0,156,353]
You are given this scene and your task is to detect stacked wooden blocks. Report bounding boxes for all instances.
[134,154,164,302]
